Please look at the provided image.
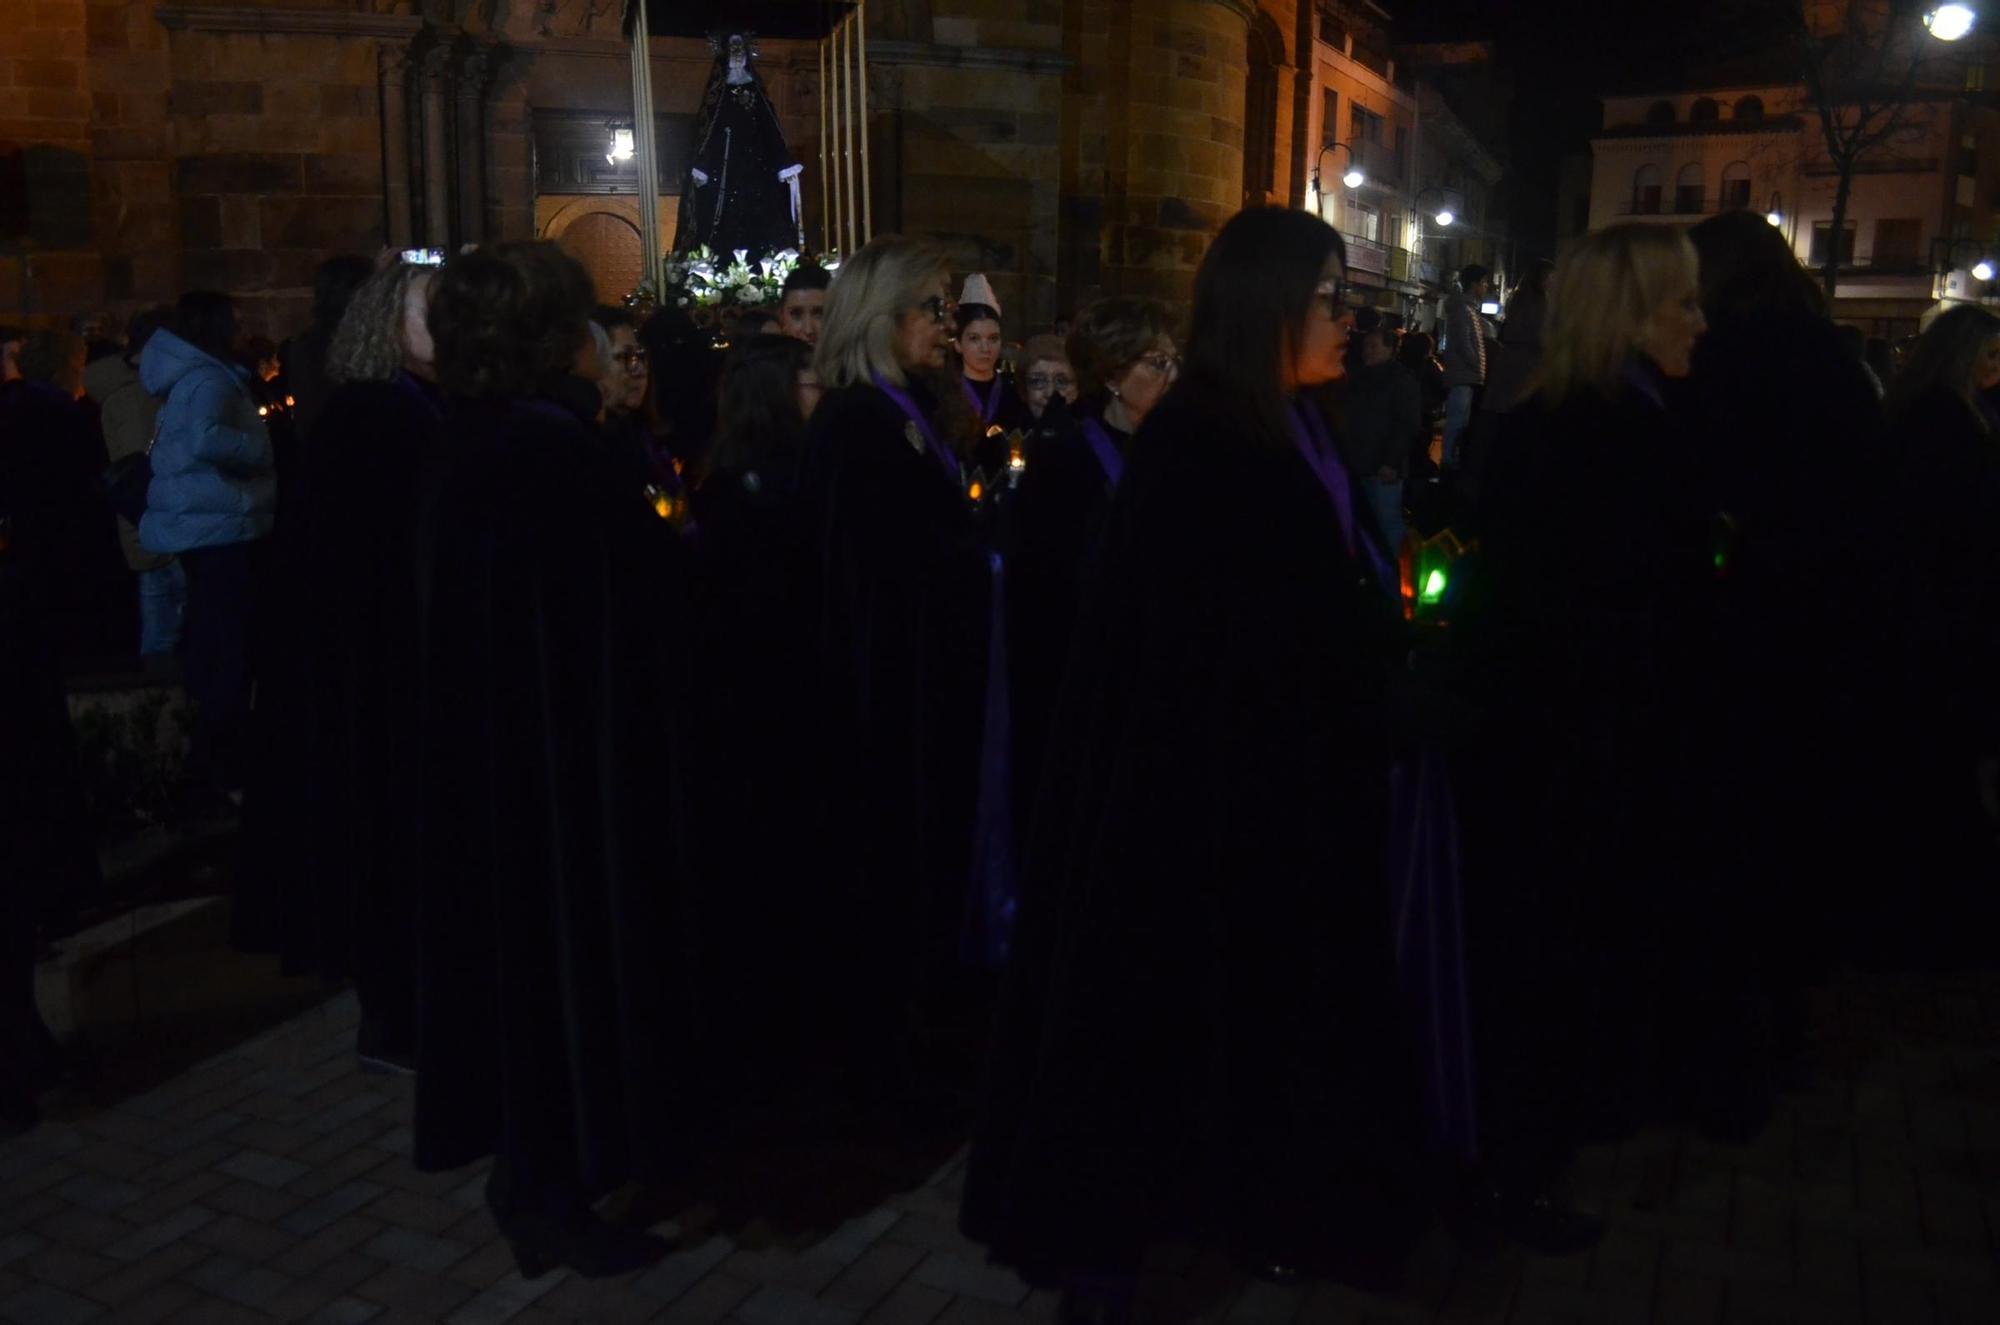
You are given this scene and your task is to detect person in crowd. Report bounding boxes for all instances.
[686,333,823,1123]
[597,306,651,422]
[85,309,178,662]
[955,276,1031,442]
[236,261,444,1076]
[805,234,996,1108]
[963,208,1427,1302]
[735,308,779,340]
[1339,326,1421,555]
[0,327,125,663]
[1885,304,2000,965]
[139,292,275,803]
[1681,211,1892,1078]
[778,261,831,345]
[1440,265,1493,472]
[1017,334,1077,425]
[0,353,104,1134]
[1480,258,1552,418]
[281,254,373,448]
[1455,224,1711,1237]
[640,301,722,478]
[1005,297,1175,844]
[413,243,688,1278]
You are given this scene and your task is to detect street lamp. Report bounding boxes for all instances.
[1975,259,1996,281]
[1414,187,1457,228]
[606,124,635,165]
[1764,190,1784,228]
[1926,4,1977,41]
[1312,141,1366,198]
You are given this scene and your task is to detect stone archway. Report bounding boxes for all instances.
[538,196,681,304]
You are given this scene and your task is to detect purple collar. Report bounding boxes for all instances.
[961,374,1001,426]
[1078,414,1125,489]
[1290,400,1394,588]
[874,374,961,486]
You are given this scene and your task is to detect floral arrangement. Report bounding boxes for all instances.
[635,245,840,311]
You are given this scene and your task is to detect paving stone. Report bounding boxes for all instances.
[263,1250,387,1321]
[218,1148,312,1189]
[276,1215,390,1278]
[0,1233,47,1271]
[191,1211,300,1264]
[723,1247,847,1296]
[281,1180,389,1236]
[359,1225,473,1275]
[0,1281,107,1325]
[542,1273,675,1324]
[880,1213,978,1256]
[908,1250,1030,1307]
[363,1189,465,1235]
[133,1140,233,1189]
[820,1239,925,1313]
[632,1234,735,1303]
[180,1251,298,1312]
[812,1209,902,1267]
[0,1129,85,1185]
[80,1238,209,1308]
[440,1267,562,1324]
[205,1177,308,1224]
[303,1298,384,1325]
[94,1279,198,1325]
[304,1094,393,1138]
[1505,1284,1649,1325]
[102,1204,217,1262]
[148,1111,247,1159]
[36,1204,137,1253]
[738,1283,864,1325]
[655,1268,758,1325]
[65,1140,156,1182]
[856,1283,952,1325]
[116,1172,229,1229]
[21,1243,120,1295]
[351,1264,476,1318]
[288,1145,393,1201]
[1223,1278,1307,1325]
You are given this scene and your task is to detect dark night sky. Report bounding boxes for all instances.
[1392,0,1797,250]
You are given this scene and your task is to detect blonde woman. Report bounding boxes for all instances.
[241,259,444,1087]
[1460,222,1719,1222]
[804,235,999,1107]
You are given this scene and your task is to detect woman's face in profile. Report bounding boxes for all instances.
[1975,335,2000,393]
[1639,287,1707,379]
[1291,254,1353,389]
[894,277,951,372]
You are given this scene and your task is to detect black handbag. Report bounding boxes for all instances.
[102,417,157,527]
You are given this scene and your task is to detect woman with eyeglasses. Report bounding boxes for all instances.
[1453,223,1714,1242]
[1017,335,1076,424]
[962,208,1428,1300]
[1003,297,1176,846]
[802,234,999,1118]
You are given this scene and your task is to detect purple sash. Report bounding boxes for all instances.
[963,547,1018,970]
[961,374,1001,427]
[1078,416,1125,489]
[1289,401,1393,587]
[874,375,961,487]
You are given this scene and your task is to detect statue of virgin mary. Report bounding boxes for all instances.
[676,32,803,261]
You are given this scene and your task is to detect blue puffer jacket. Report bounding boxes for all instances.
[138,328,276,553]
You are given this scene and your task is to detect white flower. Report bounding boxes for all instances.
[733,248,749,267]
[738,286,766,305]
[776,247,799,264]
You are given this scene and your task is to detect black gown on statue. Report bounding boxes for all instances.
[677,63,799,262]
[412,394,695,1195]
[961,376,1427,1279]
[804,380,991,1101]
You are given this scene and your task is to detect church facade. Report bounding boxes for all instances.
[2,1,1463,335]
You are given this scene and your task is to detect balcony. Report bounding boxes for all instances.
[1341,230,1422,285]
[1619,197,1759,218]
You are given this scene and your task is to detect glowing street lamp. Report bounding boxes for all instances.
[1975,259,1996,281]
[606,125,635,165]
[1312,142,1366,199]
[1926,4,1978,41]
[1433,208,1455,227]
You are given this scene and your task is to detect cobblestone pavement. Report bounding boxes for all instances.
[5,970,2000,1325]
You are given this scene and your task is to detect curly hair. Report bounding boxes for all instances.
[327,263,431,385]
[1066,296,1172,406]
[429,243,596,401]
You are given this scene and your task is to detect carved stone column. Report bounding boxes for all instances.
[379,45,415,249]
[453,43,491,248]
[420,43,453,248]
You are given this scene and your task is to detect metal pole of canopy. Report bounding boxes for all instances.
[842,13,858,251]
[819,33,831,254]
[857,0,871,243]
[629,1,661,280]
[831,18,846,255]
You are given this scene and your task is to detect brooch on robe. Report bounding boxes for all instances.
[905,420,925,454]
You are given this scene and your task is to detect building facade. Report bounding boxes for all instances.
[0,0,1505,337]
[1588,79,2000,336]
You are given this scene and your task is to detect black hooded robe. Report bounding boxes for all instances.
[960,379,1427,1278]
[411,395,694,1193]
[677,66,799,263]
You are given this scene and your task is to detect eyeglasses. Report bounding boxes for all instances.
[1025,373,1074,392]
[917,295,952,323]
[1135,353,1180,377]
[614,349,649,366]
[1314,280,1351,317]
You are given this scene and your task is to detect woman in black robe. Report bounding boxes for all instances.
[1884,305,2000,967]
[1004,296,1175,838]
[686,333,823,1123]
[961,207,1427,1292]
[803,235,993,1109]
[1455,224,1714,1212]
[954,301,1032,456]
[412,244,690,1278]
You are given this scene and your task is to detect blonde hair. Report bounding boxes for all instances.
[814,235,950,390]
[328,263,430,385]
[1537,223,1698,407]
